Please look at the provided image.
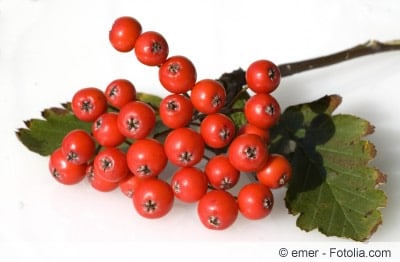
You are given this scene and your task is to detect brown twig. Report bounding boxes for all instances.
[278,39,400,77]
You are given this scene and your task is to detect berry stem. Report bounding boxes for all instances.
[278,39,400,77]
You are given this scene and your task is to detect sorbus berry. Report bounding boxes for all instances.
[197,190,238,230]
[87,164,119,192]
[134,31,169,66]
[228,134,269,172]
[133,179,174,219]
[200,113,235,149]
[190,79,226,114]
[119,174,155,198]
[238,123,270,144]
[237,183,274,220]
[256,154,292,189]
[246,59,281,94]
[117,101,156,139]
[92,112,126,147]
[171,167,208,203]
[244,93,281,129]
[49,148,87,185]
[93,147,129,183]
[164,127,205,167]
[205,155,240,190]
[105,79,136,109]
[61,129,95,165]
[109,16,142,52]
[126,138,167,178]
[159,94,193,129]
[71,87,107,122]
[159,55,197,94]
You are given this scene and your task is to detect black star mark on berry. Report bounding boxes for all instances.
[265,104,276,116]
[67,151,79,162]
[143,199,157,213]
[81,100,93,112]
[219,127,231,141]
[126,117,140,131]
[268,67,276,80]
[108,86,118,98]
[220,177,233,189]
[208,216,221,227]
[166,100,179,111]
[151,42,162,54]
[179,151,193,164]
[211,95,222,108]
[243,146,257,160]
[137,165,152,176]
[263,198,273,209]
[101,158,113,171]
[168,63,180,74]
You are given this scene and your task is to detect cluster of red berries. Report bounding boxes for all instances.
[48,16,292,230]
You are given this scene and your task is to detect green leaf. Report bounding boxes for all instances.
[136,92,162,109]
[270,95,387,241]
[16,105,92,156]
[229,90,250,128]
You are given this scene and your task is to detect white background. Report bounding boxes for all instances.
[1,0,400,260]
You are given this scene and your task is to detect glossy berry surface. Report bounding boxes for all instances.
[171,167,208,203]
[105,79,136,109]
[117,101,156,139]
[246,59,281,94]
[49,148,87,185]
[109,16,142,52]
[197,190,238,230]
[61,129,95,165]
[237,183,274,220]
[159,55,197,94]
[133,179,174,219]
[256,154,292,189]
[190,79,226,114]
[71,87,107,122]
[134,31,169,66]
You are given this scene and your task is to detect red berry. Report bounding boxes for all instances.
[133,179,174,219]
[200,113,235,149]
[119,174,155,198]
[238,123,270,144]
[117,101,156,139]
[237,183,274,220]
[171,167,208,203]
[256,154,292,189]
[92,112,126,147]
[105,79,136,109]
[246,59,281,94]
[61,129,95,165]
[134,31,169,66]
[205,155,240,190]
[190,79,226,114]
[244,93,281,129]
[87,164,119,192]
[159,94,193,129]
[197,190,238,230]
[49,148,87,185]
[126,138,167,178]
[159,55,197,94]
[164,127,205,167]
[109,16,142,52]
[228,134,269,172]
[71,87,108,122]
[93,147,129,183]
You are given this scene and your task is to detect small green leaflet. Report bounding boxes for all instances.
[16,105,92,156]
[269,95,387,241]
